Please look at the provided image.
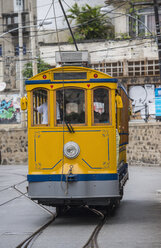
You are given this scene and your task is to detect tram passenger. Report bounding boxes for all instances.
[37,102,48,124]
[36,101,60,124]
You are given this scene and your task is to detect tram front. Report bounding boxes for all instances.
[25,66,121,207]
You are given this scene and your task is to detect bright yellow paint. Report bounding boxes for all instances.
[20,96,28,110]
[116,95,123,109]
[25,66,127,176]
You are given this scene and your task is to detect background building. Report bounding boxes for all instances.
[37,1,161,123]
[0,0,37,125]
[0,0,161,166]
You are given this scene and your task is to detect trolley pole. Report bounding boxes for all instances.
[58,0,78,51]
[153,0,161,82]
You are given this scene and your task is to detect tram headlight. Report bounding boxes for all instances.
[63,142,80,159]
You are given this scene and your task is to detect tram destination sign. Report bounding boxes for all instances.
[54,72,87,81]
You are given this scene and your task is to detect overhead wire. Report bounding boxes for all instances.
[0,1,126,29]
[52,0,66,193]
[29,2,54,64]
[0,1,152,44]
[0,10,124,43]
[2,34,158,63]
[0,0,159,87]
[0,1,157,64]
[0,0,157,28]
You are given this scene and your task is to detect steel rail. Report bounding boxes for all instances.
[0,179,27,193]
[1,179,119,248]
[13,183,57,248]
[0,179,27,206]
[82,203,117,248]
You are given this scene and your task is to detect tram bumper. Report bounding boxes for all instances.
[27,174,121,206]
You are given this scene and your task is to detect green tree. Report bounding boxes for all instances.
[67,3,114,41]
[23,58,51,79]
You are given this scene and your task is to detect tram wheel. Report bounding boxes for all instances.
[119,187,124,200]
[56,206,64,216]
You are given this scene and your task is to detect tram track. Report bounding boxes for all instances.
[82,206,106,248]
[16,195,117,248]
[82,204,116,248]
[1,178,118,248]
[16,205,107,248]
[16,212,56,248]
[17,204,117,248]
[0,179,27,193]
[13,182,57,248]
[0,178,56,248]
[0,179,27,206]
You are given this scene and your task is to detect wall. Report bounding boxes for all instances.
[39,39,158,66]
[0,128,28,165]
[0,123,161,166]
[0,93,21,124]
[127,122,161,167]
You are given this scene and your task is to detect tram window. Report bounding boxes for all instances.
[32,89,48,125]
[93,88,109,124]
[56,88,85,124]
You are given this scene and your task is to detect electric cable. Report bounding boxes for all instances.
[52,0,66,194]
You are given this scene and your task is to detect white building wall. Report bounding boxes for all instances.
[114,15,128,37]
[40,39,158,66]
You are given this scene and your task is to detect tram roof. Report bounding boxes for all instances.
[25,66,118,85]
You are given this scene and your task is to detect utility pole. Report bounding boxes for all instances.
[153,0,161,82]
[18,0,25,127]
[18,6,23,96]
[29,0,37,76]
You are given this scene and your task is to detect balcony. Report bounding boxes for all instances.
[2,12,29,35]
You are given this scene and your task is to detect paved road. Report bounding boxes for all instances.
[0,165,54,248]
[98,166,161,248]
[1,165,161,248]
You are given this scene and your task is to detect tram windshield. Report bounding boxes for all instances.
[56,88,85,124]
[93,88,109,124]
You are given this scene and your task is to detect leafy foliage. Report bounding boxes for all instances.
[23,58,51,79]
[67,3,114,41]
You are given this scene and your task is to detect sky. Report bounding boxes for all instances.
[37,0,107,30]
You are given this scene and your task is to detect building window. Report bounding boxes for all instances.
[15,44,26,56]
[16,0,22,6]
[23,44,26,55]
[0,45,2,56]
[129,7,161,37]
[7,17,11,25]
[14,16,18,24]
[14,0,23,12]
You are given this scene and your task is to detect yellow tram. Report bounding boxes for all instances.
[21,64,129,209]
